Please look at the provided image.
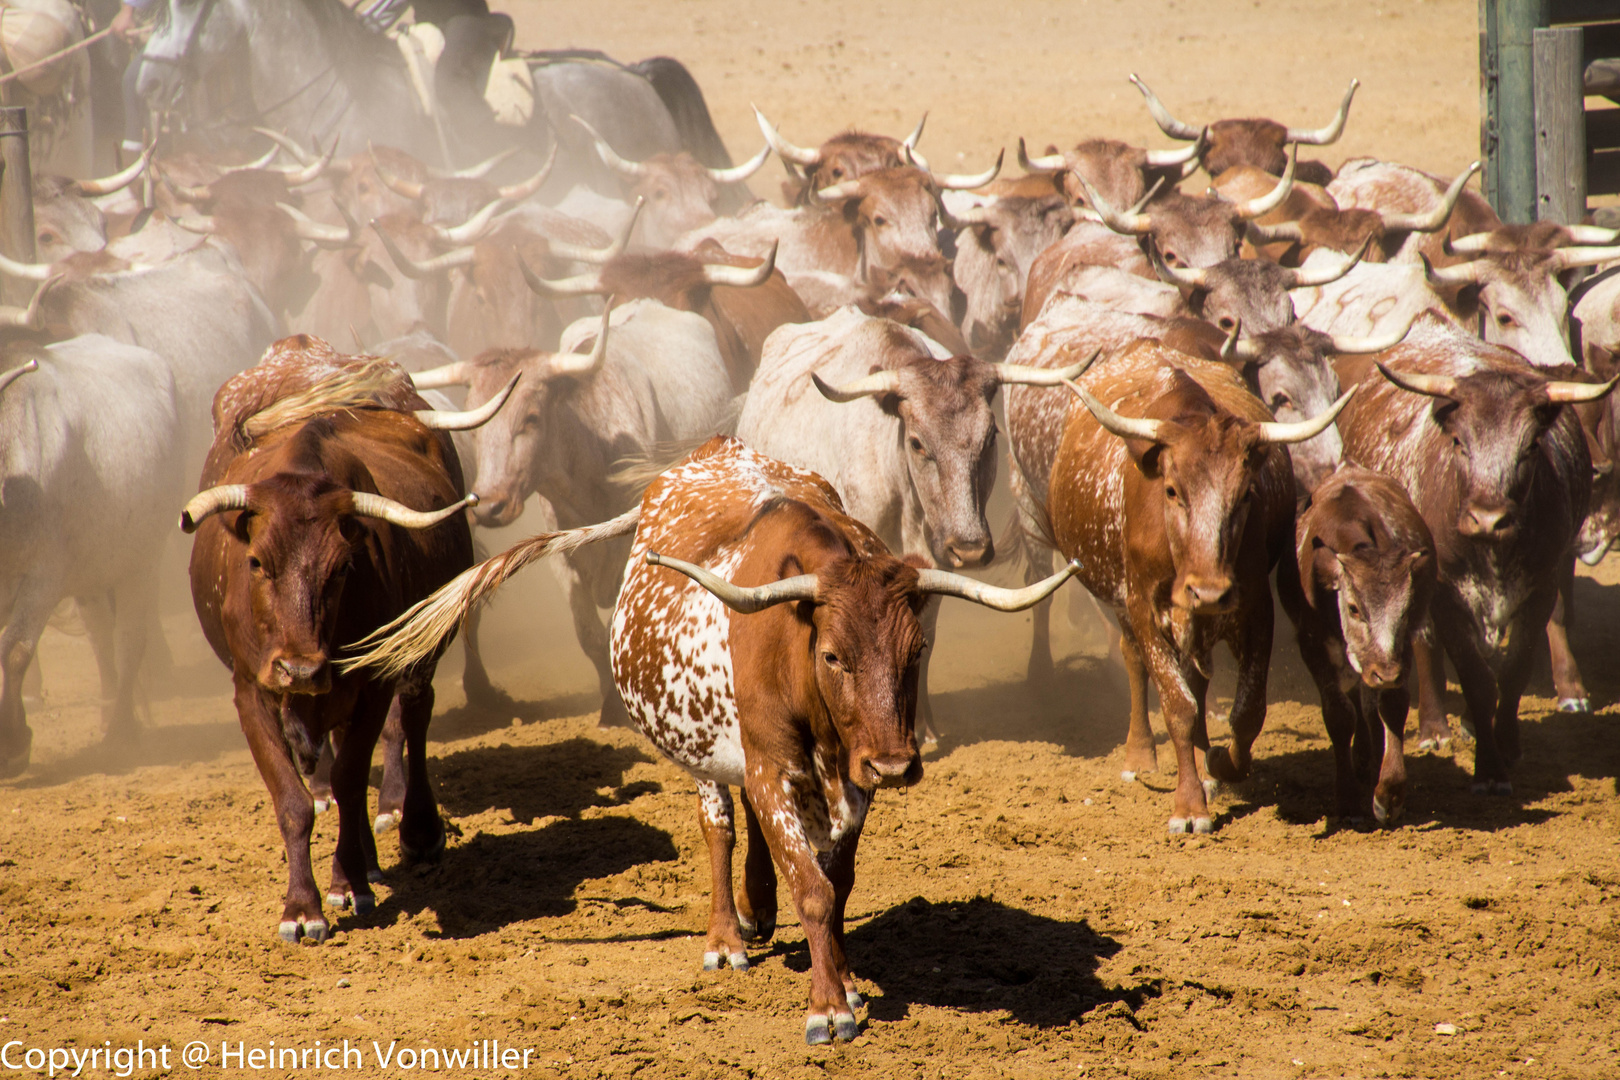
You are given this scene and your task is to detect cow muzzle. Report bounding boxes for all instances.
[941,536,994,570]
[266,654,332,695]
[1176,575,1236,614]
[1459,503,1517,539]
[472,495,524,528]
[857,751,923,790]
[1358,659,1407,691]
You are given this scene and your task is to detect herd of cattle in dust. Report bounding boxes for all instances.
[8,0,1620,1046]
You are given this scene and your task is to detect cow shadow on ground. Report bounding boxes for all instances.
[375,815,680,938]
[930,654,1131,759]
[425,737,661,824]
[763,896,1142,1028]
[9,719,243,788]
[427,687,603,743]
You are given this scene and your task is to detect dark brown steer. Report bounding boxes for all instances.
[181,336,505,942]
[346,436,1077,1042]
[1288,465,1436,824]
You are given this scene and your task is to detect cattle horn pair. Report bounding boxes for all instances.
[71,145,153,197]
[1067,379,1356,445]
[753,105,929,168]
[1020,132,1207,174]
[520,239,778,298]
[646,550,1082,614]
[897,143,1004,191]
[1153,234,1369,290]
[1223,315,1417,361]
[574,114,772,184]
[1376,362,1620,404]
[812,349,1102,402]
[180,486,479,534]
[0,358,38,392]
[1130,74,1359,146]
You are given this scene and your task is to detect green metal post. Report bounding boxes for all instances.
[1491,0,1551,223]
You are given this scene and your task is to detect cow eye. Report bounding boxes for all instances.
[37,231,57,246]
[247,555,264,574]
[1346,602,1361,618]
[1165,484,1178,502]
[873,215,888,228]
[822,651,841,669]
[1496,312,1516,328]
[909,435,926,455]
[1218,316,1236,331]
[1270,394,1291,411]
[1163,250,1180,267]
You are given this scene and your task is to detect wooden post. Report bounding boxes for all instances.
[1480,0,1499,206]
[1534,26,1586,224]
[0,106,35,307]
[1490,0,1551,223]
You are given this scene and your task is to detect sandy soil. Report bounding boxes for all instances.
[9,2,1620,1078]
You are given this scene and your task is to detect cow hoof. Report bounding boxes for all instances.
[846,989,864,1012]
[1417,735,1450,754]
[702,951,723,972]
[279,917,328,945]
[373,812,398,835]
[1121,770,1137,783]
[1167,817,1190,834]
[367,868,385,884]
[833,1011,859,1042]
[352,893,375,915]
[399,830,446,865]
[1558,697,1590,713]
[1202,778,1220,802]
[728,951,749,971]
[1372,798,1403,826]
[326,892,350,911]
[1192,816,1213,834]
[1470,778,1513,796]
[805,1015,832,1046]
[278,920,300,944]
[312,797,332,815]
[737,912,775,942]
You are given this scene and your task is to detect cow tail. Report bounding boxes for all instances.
[341,506,642,680]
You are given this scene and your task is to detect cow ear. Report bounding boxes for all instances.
[1588,344,1619,380]
[1306,540,1342,598]
[1126,438,1165,477]
[230,509,256,544]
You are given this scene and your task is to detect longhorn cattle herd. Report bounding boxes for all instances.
[5,21,1620,1045]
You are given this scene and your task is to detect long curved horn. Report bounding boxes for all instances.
[573,114,648,178]
[902,112,927,152]
[1129,74,1202,140]
[1147,240,1209,288]
[373,223,475,278]
[1144,127,1208,168]
[1545,373,1620,404]
[1230,144,1296,220]
[431,196,510,246]
[252,127,315,165]
[1329,314,1417,354]
[1256,386,1356,444]
[158,170,213,204]
[815,177,867,203]
[496,142,558,201]
[1285,78,1360,145]
[1220,319,1243,360]
[0,275,57,329]
[994,348,1102,387]
[647,549,819,612]
[0,358,37,392]
[914,146,1004,190]
[1379,161,1480,233]
[519,256,605,297]
[179,485,253,532]
[1422,252,1482,288]
[350,491,478,529]
[368,146,426,200]
[1245,219,1305,246]
[1074,172,1151,235]
[548,196,642,264]
[1553,245,1620,270]
[276,137,338,186]
[408,361,472,389]
[547,302,613,378]
[1444,232,1498,255]
[939,202,995,231]
[1016,137,1066,174]
[1065,379,1167,443]
[752,104,821,167]
[917,559,1081,611]
[71,145,153,196]
[277,202,356,245]
[170,213,218,235]
[1282,235,1371,288]
[1377,361,1459,399]
[414,373,519,429]
[431,146,517,180]
[218,145,280,177]
[0,249,54,281]
[812,368,903,403]
[700,242,777,287]
[708,141,772,184]
[1565,224,1620,244]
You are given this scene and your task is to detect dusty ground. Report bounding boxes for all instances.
[9,1,1620,1078]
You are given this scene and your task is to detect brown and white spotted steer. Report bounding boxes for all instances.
[347,437,1077,1042]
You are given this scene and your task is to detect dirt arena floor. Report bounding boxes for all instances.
[8,1,1620,1077]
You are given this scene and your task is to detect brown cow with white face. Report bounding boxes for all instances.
[345,436,1078,1042]
[1008,340,1349,831]
[1289,465,1436,824]
[1016,133,1204,213]
[753,106,929,204]
[181,337,506,942]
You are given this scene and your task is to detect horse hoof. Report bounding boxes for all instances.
[1557,698,1590,713]
[805,1016,832,1046]
[373,812,398,835]
[833,1011,859,1042]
